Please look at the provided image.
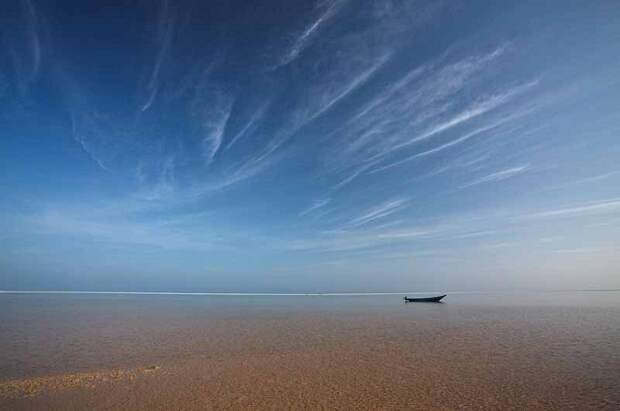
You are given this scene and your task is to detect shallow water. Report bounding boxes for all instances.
[1,291,619,409]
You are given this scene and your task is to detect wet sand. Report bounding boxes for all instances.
[1,292,619,410]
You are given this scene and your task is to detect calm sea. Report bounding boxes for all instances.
[1,290,618,382]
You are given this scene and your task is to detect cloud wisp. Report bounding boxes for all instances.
[141,0,176,112]
[224,100,272,151]
[276,0,346,68]
[201,93,235,164]
[300,198,332,217]
[346,198,409,228]
[522,198,620,220]
[317,46,540,189]
[461,164,531,188]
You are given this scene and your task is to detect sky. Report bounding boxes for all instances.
[1,0,619,292]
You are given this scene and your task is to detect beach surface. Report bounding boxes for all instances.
[1,292,619,410]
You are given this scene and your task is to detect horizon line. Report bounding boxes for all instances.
[0,289,618,296]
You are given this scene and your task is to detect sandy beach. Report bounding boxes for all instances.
[1,292,619,410]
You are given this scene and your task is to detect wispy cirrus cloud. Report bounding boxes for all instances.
[309,52,391,122]
[69,111,114,172]
[284,220,459,254]
[319,46,534,188]
[390,80,538,152]
[267,1,447,149]
[299,198,332,217]
[369,120,506,174]
[522,198,620,219]
[346,197,409,228]
[225,99,272,151]
[461,164,531,188]
[3,0,44,96]
[544,170,620,192]
[276,0,346,68]
[21,0,41,83]
[197,147,279,194]
[134,156,176,201]
[141,0,176,112]
[201,95,234,164]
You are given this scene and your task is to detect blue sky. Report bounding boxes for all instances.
[1,0,619,292]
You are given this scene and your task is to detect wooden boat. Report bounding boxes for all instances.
[403,294,446,303]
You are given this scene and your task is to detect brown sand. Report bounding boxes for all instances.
[1,293,619,410]
[0,366,160,399]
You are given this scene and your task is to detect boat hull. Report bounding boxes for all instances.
[403,294,446,303]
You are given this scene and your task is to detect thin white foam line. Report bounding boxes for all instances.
[0,290,455,296]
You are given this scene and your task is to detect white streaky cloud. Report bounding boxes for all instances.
[70,112,111,172]
[461,164,531,188]
[370,122,502,174]
[309,52,391,121]
[370,105,538,174]
[201,93,235,164]
[22,0,41,82]
[392,80,538,151]
[134,156,176,201]
[282,209,508,254]
[277,0,345,67]
[349,65,428,125]
[276,51,391,148]
[523,198,620,219]
[407,152,493,182]
[347,198,409,228]
[284,222,449,253]
[331,161,378,190]
[354,46,505,128]
[228,46,382,164]
[73,136,109,171]
[381,46,505,120]
[274,6,474,181]
[65,63,176,178]
[450,230,497,239]
[321,46,511,177]
[275,3,449,145]
[545,170,620,191]
[376,229,432,239]
[318,63,428,151]
[410,123,499,158]
[476,241,518,250]
[364,249,442,260]
[224,100,271,151]
[299,198,332,217]
[191,144,281,195]
[141,0,176,111]
[167,57,221,102]
[141,83,158,112]
[572,171,620,184]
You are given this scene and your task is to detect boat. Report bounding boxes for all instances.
[403,294,446,303]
